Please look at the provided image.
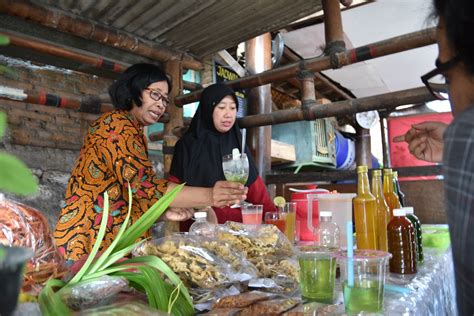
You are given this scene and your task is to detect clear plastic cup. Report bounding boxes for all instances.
[281,202,297,243]
[296,246,338,304]
[241,204,263,224]
[337,249,391,314]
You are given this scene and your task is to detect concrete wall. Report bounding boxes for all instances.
[0,56,164,228]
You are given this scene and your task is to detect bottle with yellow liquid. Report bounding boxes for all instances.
[383,169,401,219]
[353,165,377,250]
[371,169,390,251]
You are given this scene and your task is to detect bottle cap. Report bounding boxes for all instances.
[357,165,368,173]
[383,168,392,174]
[403,206,414,215]
[393,208,406,216]
[194,212,207,219]
[320,211,333,217]
[372,169,382,176]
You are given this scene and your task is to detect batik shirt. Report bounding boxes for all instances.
[54,110,167,263]
[443,105,474,315]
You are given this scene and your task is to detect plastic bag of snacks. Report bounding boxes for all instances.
[133,234,257,289]
[60,275,129,311]
[0,194,67,293]
[216,222,299,286]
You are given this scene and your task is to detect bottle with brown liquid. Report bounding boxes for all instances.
[393,171,406,207]
[387,208,417,274]
[383,169,401,219]
[404,206,424,264]
[353,165,377,250]
[371,169,390,251]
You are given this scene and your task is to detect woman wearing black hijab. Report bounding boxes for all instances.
[170,83,276,227]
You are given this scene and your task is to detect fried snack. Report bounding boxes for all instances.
[213,290,274,308]
[202,308,242,316]
[201,240,258,276]
[140,238,230,289]
[216,222,297,280]
[237,298,300,316]
[0,196,67,293]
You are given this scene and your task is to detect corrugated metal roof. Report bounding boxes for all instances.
[33,0,323,58]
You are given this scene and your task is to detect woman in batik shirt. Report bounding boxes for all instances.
[54,63,247,262]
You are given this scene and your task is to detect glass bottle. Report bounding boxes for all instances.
[189,212,215,237]
[314,211,340,247]
[393,171,406,207]
[387,208,417,274]
[353,165,377,250]
[371,169,390,251]
[404,207,424,264]
[383,169,401,220]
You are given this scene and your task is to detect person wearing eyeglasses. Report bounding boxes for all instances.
[54,63,247,263]
[394,0,474,313]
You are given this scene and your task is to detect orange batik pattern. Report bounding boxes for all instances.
[54,110,167,263]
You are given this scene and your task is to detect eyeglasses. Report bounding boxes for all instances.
[421,56,460,100]
[145,88,170,107]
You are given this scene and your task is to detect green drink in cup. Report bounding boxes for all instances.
[337,249,391,314]
[297,246,338,304]
[222,152,249,207]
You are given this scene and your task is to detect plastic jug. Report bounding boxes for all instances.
[307,193,356,247]
[290,186,329,241]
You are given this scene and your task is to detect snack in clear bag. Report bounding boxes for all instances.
[238,297,300,315]
[0,195,67,293]
[213,290,275,308]
[60,275,129,311]
[216,222,298,281]
[77,301,167,316]
[134,234,255,289]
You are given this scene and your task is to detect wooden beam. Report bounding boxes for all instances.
[0,0,202,70]
[266,165,443,184]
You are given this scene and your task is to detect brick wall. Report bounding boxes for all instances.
[0,56,164,227]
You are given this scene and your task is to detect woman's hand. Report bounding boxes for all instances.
[210,181,247,208]
[393,121,447,163]
[160,207,194,221]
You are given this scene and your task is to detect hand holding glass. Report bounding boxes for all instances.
[222,153,249,208]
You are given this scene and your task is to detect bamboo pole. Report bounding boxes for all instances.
[322,0,346,57]
[0,84,171,121]
[175,28,436,106]
[1,31,127,73]
[0,0,203,70]
[236,86,435,128]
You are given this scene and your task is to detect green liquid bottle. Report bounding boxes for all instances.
[404,206,423,264]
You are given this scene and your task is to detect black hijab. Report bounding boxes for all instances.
[170,83,258,187]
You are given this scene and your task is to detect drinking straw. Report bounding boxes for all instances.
[385,283,412,294]
[241,128,246,155]
[346,221,354,287]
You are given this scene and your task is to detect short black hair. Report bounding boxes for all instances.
[108,63,172,110]
[432,0,474,75]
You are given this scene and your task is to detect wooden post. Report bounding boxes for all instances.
[163,60,183,176]
[245,33,272,180]
[355,126,372,168]
[163,59,182,233]
[298,70,316,120]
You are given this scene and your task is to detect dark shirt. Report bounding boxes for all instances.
[443,105,474,316]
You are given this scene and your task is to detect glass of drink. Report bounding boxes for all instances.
[337,249,391,314]
[264,212,286,233]
[222,153,249,208]
[296,246,338,304]
[241,204,263,224]
[280,202,297,243]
